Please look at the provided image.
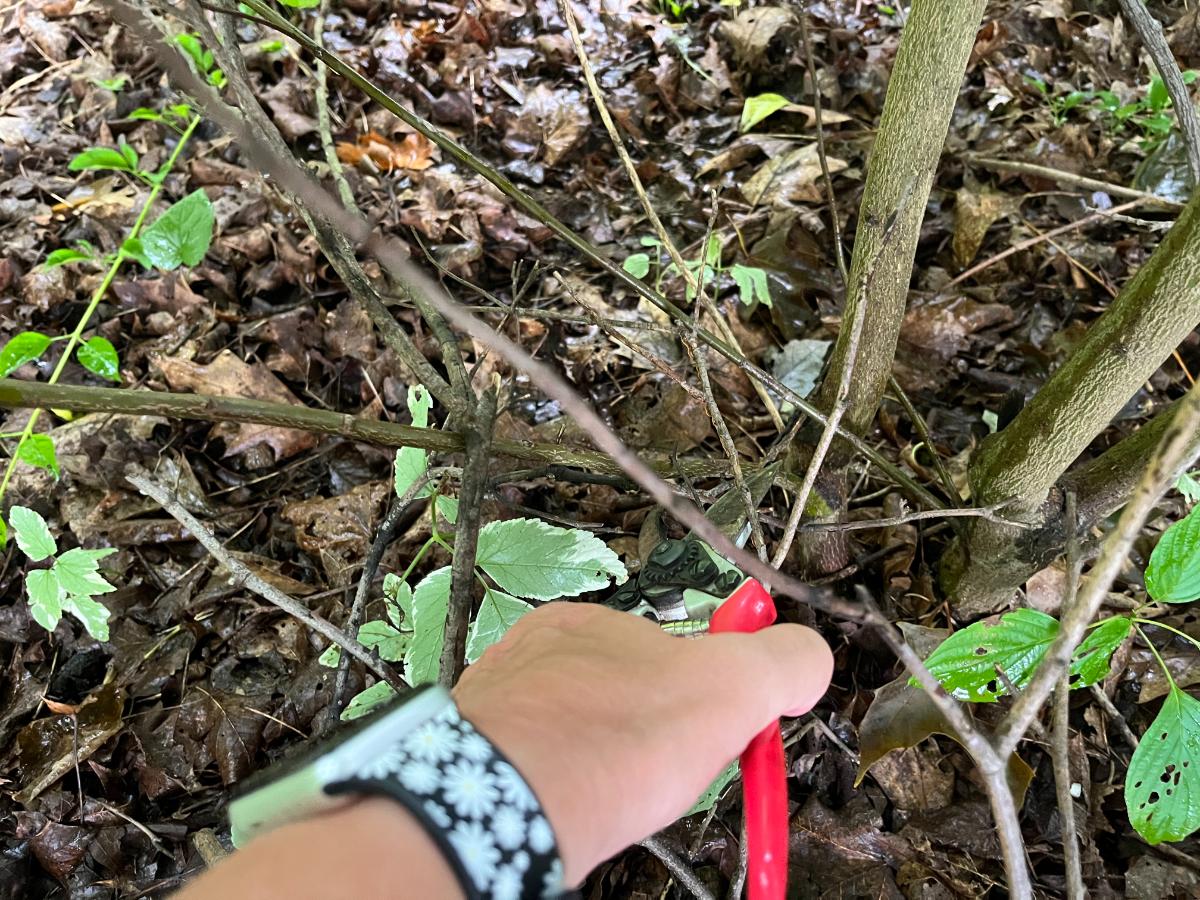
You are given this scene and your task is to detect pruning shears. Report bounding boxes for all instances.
[606,465,787,900]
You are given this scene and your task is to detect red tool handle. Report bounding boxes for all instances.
[709,579,787,900]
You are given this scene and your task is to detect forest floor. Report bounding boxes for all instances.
[3,0,1200,897]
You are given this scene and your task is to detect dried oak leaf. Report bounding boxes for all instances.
[155,350,318,462]
[502,84,590,167]
[742,144,847,208]
[952,182,1016,267]
[336,131,435,172]
[281,480,389,585]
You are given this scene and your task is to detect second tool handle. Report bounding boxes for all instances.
[708,580,787,900]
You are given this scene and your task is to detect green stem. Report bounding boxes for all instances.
[1134,617,1200,655]
[1135,622,1180,690]
[0,115,201,505]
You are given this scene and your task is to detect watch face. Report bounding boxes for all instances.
[227,684,452,848]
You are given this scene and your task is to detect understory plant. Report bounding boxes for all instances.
[623,233,772,307]
[897,485,1200,844]
[323,386,628,720]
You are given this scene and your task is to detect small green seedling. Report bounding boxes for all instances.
[899,484,1200,845]
[623,234,773,307]
[324,386,628,720]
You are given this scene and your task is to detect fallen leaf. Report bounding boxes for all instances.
[16,684,125,805]
[1125,854,1200,899]
[502,84,590,167]
[50,175,138,216]
[789,795,912,898]
[899,298,1013,363]
[719,6,798,71]
[155,350,318,462]
[953,182,1015,267]
[281,481,389,585]
[867,745,954,813]
[336,131,435,172]
[742,144,847,207]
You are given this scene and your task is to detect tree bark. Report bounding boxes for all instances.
[946,191,1200,613]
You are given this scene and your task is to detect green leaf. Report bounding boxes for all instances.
[476,518,627,601]
[174,34,209,73]
[26,569,64,632]
[260,40,285,52]
[1069,616,1131,687]
[466,589,534,663]
[435,495,459,525]
[69,147,136,173]
[43,248,94,270]
[10,506,56,561]
[405,567,452,685]
[0,517,7,550]
[1148,76,1170,112]
[916,609,1059,702]
[622,253,651,278]
[121,237,153,269]
[92,76,127,91]
[384,573,413,627]
[62,594,110,641]
[358,619,410,663]
[278,0,320,6]
[167,104,193,121]
[1126,685,1200,843]
[340,681,398,721]
[318,644,340,667]
[687,761,739,815]
[1178,471,1200,505]
[18,434,59,478]
[77,336,120,382]
[128,108,164,122]
[740,92,791,132]
[53,547,117,597]
[394,385,434,499]
[1146,505,1200,603]
[0,332,52,377]
[729,263,772,307]
[140,189,215,271]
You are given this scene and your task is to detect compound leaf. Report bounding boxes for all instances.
[1126,685,1200,843]
[357,619,410,663]
[476,518,627,601]
[26,569,64,632]
[77,336,120,382]
[53,547,117,597]
[140,189,214,270]
[1146,505,1200,603]
[10,506,56,561]
[0,332,51,378]
[465,589,533,663]
[917,609,1058,702]
[405,566,451,685]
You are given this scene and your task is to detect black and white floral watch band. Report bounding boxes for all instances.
[327,703,565,900]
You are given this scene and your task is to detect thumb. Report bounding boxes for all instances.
[746,623,835,717]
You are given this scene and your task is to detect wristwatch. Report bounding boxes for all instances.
[228,685,566,899]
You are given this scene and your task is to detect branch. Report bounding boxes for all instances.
[638,836,716,900]
[1116,0,1200,184]
[963,155,1185,211]
[125,465,407,693]
[995,378,1200,758]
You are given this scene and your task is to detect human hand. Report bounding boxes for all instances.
[453,602,834,885]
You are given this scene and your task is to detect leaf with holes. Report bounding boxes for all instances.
[10,506,56,561]
[1126,685,1200,843]
[0,332,52,378]
[1146,505,1200,603]
[1069,616,1131,687]
[476,518,627,601]
[77,336,120,382]
[405,566,451,685]
[394,385,433,500]
[465,589,533,664]
[914,608,1058,702]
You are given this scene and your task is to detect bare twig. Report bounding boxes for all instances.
[440,381,499,687]
[995,379,1200,758]
[312,1,355,210]
[1089,684,1140,751]
[1116,0,1200,184]
[639,835,716,900]
[888,376,960,506]
[963,155,1185,211]
[798,503,1025,532]
[126,465,406,692]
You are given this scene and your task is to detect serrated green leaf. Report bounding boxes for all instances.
[476,518,627,601]
[43,248,94,270]
[140,189,214,271]
[340,681,398,721]
[62,593,110,641]
[730,263,772,307]
[27,569,64,632]
[1126,685,1200,843]
[0,332,52,377]
[466,589,533,663]
[359,619,411,663]
[435,495,459,525]
[405,566,451,685]
[77,336,120,382]
[1147,506,1200,603]
[394,385,434,500]
[740,92,791,132]
[69,147,136,173]
[383,573,412,627]
[53,547,117,597]
[687,761,739,815]
[17,434,59,478]
[623,253,651,278]
[10,506,56,561]
[1178,471,1200,505]
[1070,616,1131,687]
[916,609,1059,702]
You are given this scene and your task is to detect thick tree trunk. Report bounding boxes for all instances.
[793,0,987,573]
[945,191,1200,615]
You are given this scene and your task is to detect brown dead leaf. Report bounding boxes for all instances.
[156,350,318,462]
[503,84,590,167]
[20,264,73,311]
[281,481,389,585]
[742,144,847,208]
[719,6,798,71]
[16,685,125,805]
[789,795,911,898]
[336,131,435,172]
[867,746,954,813]
[18,5,70,61]
[899,297,1013,363]
[952,183,1015,267]
[50,176,137,216]
[324,298,377,362]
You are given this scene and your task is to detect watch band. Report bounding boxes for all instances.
[326,702,566,900]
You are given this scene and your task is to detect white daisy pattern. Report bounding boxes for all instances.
[338,699,563,898]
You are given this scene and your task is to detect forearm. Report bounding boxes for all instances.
[176,798,462,900]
